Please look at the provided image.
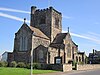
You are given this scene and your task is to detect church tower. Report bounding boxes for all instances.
[30,6,62,42]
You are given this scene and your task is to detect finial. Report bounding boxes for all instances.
[24,18,26,24]
[68,27,69,33]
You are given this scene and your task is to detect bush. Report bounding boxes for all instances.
[72,61,77,70]
[0,61,8,67]
[26,63,41,69]
[17,62,26,68]
[26,63,31,69]
[3,61,8,67]
[72,61,75,66]
[0,62,3,67]
[10,61,17,67]
[33,63,41,69]
[46,64,52,70]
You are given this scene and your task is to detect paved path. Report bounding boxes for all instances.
[33,69,100,75]
[63,69,100,75]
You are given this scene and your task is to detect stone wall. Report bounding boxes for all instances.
[77,64,100,70]
[63,64,72,72]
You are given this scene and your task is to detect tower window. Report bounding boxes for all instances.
[55,18,59,28]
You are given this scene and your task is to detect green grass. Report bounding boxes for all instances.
[0,67,57,75]
[0,67,30,75]
[33,70,57,74]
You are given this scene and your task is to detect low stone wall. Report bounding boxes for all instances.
[63,64,72,72]
[77,64,100,70]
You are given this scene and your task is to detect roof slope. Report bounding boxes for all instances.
[52,33,68,44]
[29,26,49,39]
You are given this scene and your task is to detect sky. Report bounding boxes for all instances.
[0,0,100,56]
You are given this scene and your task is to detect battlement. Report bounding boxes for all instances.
[31,6,61,15]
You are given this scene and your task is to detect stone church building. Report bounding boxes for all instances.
[8,6,86,64]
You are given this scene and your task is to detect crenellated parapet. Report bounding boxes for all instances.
[31,6,61,15]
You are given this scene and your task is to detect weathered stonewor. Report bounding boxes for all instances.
[63,64,72,72]
[76,64,100,70]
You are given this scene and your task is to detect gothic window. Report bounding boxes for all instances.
[55,18,59,28]
[72,47,74,54]
[19,36,28,51]
[20,37,23,51]
[39,17,46,24]
[79,57,81,62]
[72,47,74,59]
[76,56,78,62]
[67,43,71,57]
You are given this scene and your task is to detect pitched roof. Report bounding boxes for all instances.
[72,41,78,47]
[29,26,49,40]
[49,33,68,49]
[52,33,68,44]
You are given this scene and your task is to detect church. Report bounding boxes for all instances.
[8,6,86,65]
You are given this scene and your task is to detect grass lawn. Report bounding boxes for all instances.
[0,67,57,75]
[33,70,57,74]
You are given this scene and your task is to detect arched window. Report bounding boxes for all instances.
[72,47,74,59]
[79,57,81,62]
[76,56,78,62]
[38,50,44,61]
[67,43,71,57]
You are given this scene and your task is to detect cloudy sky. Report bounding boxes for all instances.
[0,0,100,55]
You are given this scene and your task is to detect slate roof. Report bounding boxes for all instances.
[52,33,68,44]
[49,33,68,49]
[29,26,49,40]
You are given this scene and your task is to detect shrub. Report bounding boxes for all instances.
[3,61,8,67]
[26,63,31,69]
[33,63,41,69]
[0,61,8,67]
[72,61,76,66]
[10,61,17,67]
[26,63,42,69]
[0,61,3,67]
[72,61,77,70]
[17,62,26,68]
[46,64,52,70]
